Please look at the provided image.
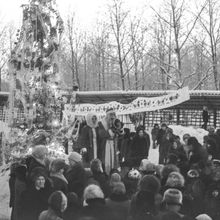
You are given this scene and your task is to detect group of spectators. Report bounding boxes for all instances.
[8,122,220,220]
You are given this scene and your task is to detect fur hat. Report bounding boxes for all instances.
[83,184,104,201]
[163,188,183,206]
[138,175,161,194]
[50,159,66,173]
[48,191,67,212]
[68,152,82,163]
[166,172,185,188]
[161,164,180,179]
[112,182,126,195]
[32,145,48,160]
[30,167,47,182]
[196,214,212,220]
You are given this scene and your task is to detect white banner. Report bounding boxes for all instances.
[63,87,190,117]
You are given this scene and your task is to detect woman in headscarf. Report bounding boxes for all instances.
[78,112,99,163]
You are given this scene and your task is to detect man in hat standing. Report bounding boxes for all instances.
[97,108,119,175]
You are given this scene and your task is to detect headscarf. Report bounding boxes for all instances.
[86,112,98,128]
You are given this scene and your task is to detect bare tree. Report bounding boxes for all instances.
[108,0,133,90]
[197,0,220,90]
[151,0,206,88]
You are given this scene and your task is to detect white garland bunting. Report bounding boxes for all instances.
[63,87,190,117]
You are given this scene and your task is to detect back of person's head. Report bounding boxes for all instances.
[163,188,183,206]
[138,175,161,194]
[50,158,66,174]
[110,173,121,187]
[48,191,67,213]
[112,182,126,195]
[139,160,156,175]
[83,184,104,202]
[67,192,80,208]
[90,159,102,173]
[188,137,199,146]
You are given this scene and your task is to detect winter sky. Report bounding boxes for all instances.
[0,0,161,30]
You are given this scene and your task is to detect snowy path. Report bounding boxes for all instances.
[0,168,11,220]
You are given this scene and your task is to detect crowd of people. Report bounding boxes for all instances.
[8,110,220,220]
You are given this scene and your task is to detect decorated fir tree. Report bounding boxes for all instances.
[8,0,64,129]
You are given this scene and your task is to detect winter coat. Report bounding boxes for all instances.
[78,198,117,220]
[20,183,52,220]
[39,208,63,220]
[157,129,166,146]
[13,178,27,220]
[89,171,110,197]
[65,163,86,198]
[63,203,81,220]
[151,128,160,141]
[129,191,158,220]
[189,146,208,168]
[50,174,68,195]
[130,134,150,167]
[105,193,130,220]
[203,110,209,123]
[204,180,220,220]
[78,125,99,162]
[120,135,132,165]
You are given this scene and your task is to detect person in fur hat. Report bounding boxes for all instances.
[50,159,68,195]
[158,189,193,220]
[106,182,130,220]
[79,184,117,220]
[163,172,195,218]
[65,152,86,198]
[129,175,161,220]
[19,167,52,220]
[39,191,68,220]
[78,112,99,164]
